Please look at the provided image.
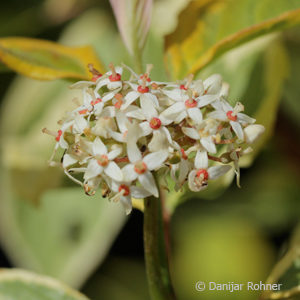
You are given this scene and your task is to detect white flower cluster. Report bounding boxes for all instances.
[43,64,265,214]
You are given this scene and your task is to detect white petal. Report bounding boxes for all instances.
[138,172,159,197]
[204,74,222,94]
[145,93,159,107]
[110,131,124,142]
[182,127,200,140]
[104,161,123,181]
[143,150,168,170]
[131,186,152,198]
[107,146,122,160]
[237,113,256,124]
[178,159,190,183]
[174,111,187,123]
[126,108,145,120]
[163,89,187,101]
[73,116,87,133]
[122,91,140,110]
[101,106,115,118]
[122,164,138,182]
[102,91,115,102]
[244,124,265,144]
[95,78,109,90]
[140,94,158,120]
[230,121,244,140]
[187,107,203,124]
[127,141,142,163]
[120,196,132,215]
[207,111,227,121]
[93,137,107,155]
[59,137,69,149]
[162,102,185,117]
[200,136,216,153]
[116,111,128,133]
[195,150,208,169]
[197,95,218,107]
[84,159,103,180]
[107,81,122,90]
[208,165,231,180]
[139,121,152,136]
[63,154,78,168]
[93,102,104,116]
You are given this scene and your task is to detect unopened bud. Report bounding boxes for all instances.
[244,125,265,144]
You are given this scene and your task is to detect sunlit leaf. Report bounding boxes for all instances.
[0,37,104,80]
[0,269,89,300]
[110,0,153,58]
[165,0,300,79]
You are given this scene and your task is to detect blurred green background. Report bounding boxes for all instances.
[0,1,299,299]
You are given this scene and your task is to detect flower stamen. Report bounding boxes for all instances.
[134,161,148,174]
[108,63,121,81]
[149,117,162,130]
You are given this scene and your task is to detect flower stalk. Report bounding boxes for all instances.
[143,181,176,300]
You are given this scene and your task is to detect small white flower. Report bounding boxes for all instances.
[84,137,123,182]
[188,150,231,192]
[122,149,168,197]
[208,101,255,140]
[182,120,218,153]
[110,180,152,215]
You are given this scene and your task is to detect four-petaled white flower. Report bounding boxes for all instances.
[84,137,123,182]
[208,101,255,140]
[122,148,169,197]
[188,150,231,192]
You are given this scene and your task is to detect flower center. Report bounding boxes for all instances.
[137,85,149,94]
[140,74,151,82]
[149,117,162,130]
[185,98,197,108]
[134,161,148,174]
[97,154,109,167]
[92,74,102,82]
[180,84,187,90]
[55,130,63,142]
[91,98,102,106]
[226,110,237,121]
[79,109,88,115]
[180,148,188,160]
[118,184,130,196]
[108,63,121,82]
[109,73,121,82]
[196,169,209,181]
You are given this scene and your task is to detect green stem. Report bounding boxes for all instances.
[143,193,177,300]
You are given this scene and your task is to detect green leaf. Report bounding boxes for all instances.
[0,37,104,80]
[165,0,300,79]
[0,269,89,300]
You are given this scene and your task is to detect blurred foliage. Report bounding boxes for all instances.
[0,8,127,289]
[0,269,89,300]
[165,0,300,79]
[0,37,104,80]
